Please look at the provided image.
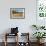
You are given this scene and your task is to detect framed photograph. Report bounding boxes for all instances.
[37,0,46,18]
[36,0,46,26]
[10,8,25,19]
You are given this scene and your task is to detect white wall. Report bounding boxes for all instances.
[0,0,36,42]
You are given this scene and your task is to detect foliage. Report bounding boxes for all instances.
[32,25,39,30]
[33,32,46,39]
[40,26,45,29]
[32,24,45,30]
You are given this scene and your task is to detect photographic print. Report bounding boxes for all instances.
[10,8,25,19]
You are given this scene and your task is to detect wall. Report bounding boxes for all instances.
[0,0,36,42]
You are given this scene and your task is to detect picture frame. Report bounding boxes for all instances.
[36,0,46,18]
[36,0,46,26]
[10,8,25,19]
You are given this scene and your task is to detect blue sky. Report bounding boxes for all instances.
[15,8,24,12]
